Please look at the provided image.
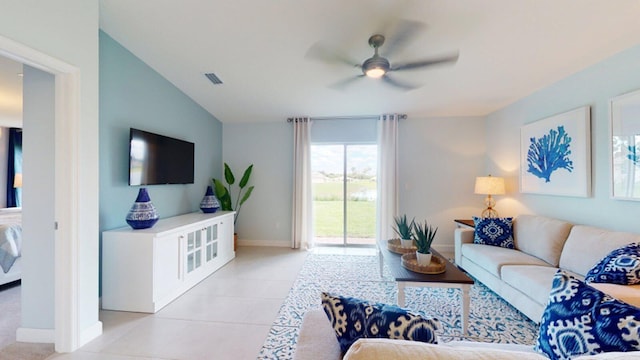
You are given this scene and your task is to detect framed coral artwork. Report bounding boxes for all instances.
[520,106,591,197]
[610,89,640,201]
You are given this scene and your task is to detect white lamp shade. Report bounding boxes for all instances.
[474,176,505,195]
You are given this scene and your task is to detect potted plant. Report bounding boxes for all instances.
[213,163,254,250]
[393,214,415,248]
[413,220,438,266]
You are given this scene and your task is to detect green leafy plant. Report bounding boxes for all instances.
[413,220,438,254]
[213,163,254,226]
[393,214,415,240]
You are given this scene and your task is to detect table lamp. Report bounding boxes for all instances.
[474,175,505,218]
[13,173,22,188]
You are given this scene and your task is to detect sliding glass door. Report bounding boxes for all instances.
[311,144,377,246]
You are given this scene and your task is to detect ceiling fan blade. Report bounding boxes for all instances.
[381,74,417,91]
[329,75,366,90]
[380,19,426,58]
[391,52,459,72]
[305,42,361,68]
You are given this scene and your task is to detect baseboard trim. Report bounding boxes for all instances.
[238,241,454,254]
[16,327,55,343]
[238,239,290,248]
[432,244,454,260]
[79,320,103,347]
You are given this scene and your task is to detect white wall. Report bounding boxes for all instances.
[399,116,486,251]
[485,43,640,234]
[0,0,100,348]
[223,122,292,246]
[223,116,486,251]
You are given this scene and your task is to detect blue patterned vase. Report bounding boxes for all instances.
[200,185,221,213]
[126,188,159,229]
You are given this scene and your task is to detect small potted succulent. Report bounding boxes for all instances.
[393,214,415,248]
[413,220,438,266]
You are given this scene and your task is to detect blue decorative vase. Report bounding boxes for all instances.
[126,188,159,229]
[200,185,221,213]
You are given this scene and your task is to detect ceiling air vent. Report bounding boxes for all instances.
[204,72,223,85]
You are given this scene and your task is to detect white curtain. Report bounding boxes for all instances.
[376,114,399,242]
[291,117,313,249]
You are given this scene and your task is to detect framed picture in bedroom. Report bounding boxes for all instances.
[610,89,640,201]
[520,106,591,197]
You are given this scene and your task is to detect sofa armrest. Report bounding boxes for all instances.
[294,309,341,360]
[454,228,474,265]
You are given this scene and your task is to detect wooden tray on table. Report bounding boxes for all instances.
[400,253,446,274]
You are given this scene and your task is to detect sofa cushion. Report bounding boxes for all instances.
[585,243,640,285]
[473,217,514,249]
[501,265,559,308]
[343,338,547,360]
[513,215,572,266]
[461,243,551,278]
[535,270,640,360]
[321,292,439,353]
[559,225,640,277]
[588,283,640,308]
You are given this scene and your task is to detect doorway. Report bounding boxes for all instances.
[0,34,84,352]
[311,144,377,246]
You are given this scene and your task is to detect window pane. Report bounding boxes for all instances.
[346,145,376,245]
[311,145,344,245]
[311,143,377,246]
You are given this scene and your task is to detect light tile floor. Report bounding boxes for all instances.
[47,246,309,360]
[0,281,21,349]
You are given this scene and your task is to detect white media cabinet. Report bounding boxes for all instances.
[102,211,235,313]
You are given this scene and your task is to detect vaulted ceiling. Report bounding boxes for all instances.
[10,1,640,125]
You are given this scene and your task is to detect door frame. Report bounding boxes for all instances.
[0,34,81,352]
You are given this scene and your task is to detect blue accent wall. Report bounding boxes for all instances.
[99,30,222,233]
[485,43,640,234]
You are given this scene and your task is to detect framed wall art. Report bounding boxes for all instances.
[520,106,591,197]
[610,89,640,201]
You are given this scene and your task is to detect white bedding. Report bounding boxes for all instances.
[0,224,22,273]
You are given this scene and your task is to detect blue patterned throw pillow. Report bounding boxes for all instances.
[585,243,640,285]
[472,217,514,249]
[535,270,640,360]
[321,292,440,353]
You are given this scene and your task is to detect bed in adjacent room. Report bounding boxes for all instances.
[0,208,22,286]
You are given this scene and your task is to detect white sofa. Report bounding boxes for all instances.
[294,308,640,360]
[454,214,640,322]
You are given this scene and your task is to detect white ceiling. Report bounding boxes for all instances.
[22,1,640,124]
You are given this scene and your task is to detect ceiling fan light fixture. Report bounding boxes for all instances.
[365,67,386,78]
[362,55,390,79]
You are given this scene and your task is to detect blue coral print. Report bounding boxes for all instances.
[527,126,573,182]
[628,145,639,166]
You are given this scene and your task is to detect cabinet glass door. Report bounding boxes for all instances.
[186,229,204,274]
[205,224,218,263]
[187,232,195,273]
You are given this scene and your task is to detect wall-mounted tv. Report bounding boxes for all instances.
[128,128,195,186]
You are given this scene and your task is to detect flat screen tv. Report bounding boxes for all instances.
[128,128,195,186]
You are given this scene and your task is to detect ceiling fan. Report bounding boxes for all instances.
[306,20,459,90]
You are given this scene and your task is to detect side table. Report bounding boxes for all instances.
[454,219,474,229]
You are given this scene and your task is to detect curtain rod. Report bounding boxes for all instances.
[286,114,407,122]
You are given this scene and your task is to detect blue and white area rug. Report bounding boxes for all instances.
[257,252,539,359]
